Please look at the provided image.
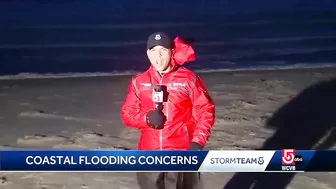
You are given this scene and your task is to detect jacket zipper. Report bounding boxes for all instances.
[185,126,189,143]
[159,74,164,150]
[157,70,171,150]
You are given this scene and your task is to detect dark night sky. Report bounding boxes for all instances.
[1,0,336,25]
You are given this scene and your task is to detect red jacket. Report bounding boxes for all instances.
[120,37,215,150]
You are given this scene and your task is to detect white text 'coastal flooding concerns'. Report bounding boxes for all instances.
[25,155,199,165]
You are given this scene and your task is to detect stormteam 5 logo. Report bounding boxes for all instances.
[281,149,303,171]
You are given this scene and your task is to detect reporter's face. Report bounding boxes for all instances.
[147,45,172,72]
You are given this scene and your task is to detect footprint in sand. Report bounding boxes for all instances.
[0,176,9,185]
[231,100,257,108]
[16,134,70,148]
[217,115,249,123]
[19,102,30,106]
[233,138,265,149]
[16,131,133,150]
[37,96,50,100]
[52,132,132,150]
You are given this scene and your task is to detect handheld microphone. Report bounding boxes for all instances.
[152,85,163,111]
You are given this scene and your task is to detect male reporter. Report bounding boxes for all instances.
[121,32,215,189]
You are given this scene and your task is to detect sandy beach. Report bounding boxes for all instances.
[0,67,335,189]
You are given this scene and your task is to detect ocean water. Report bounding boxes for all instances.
[1,2,336,78]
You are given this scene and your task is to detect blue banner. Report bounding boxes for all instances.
[0,150,208,171]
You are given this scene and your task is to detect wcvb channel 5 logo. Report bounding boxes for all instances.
[281,149,303,171]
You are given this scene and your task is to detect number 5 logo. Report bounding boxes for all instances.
[282,149,295,165]
[153,95,160,102]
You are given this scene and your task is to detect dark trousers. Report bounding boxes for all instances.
[136,172,203,189]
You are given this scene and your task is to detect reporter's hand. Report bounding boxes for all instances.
[188,142,203,150]
[146,110,166,129]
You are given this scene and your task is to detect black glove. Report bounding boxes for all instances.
[188,142,203,150]
[146,110,166,129]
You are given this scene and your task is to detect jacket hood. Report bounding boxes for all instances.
[170,37,196,66]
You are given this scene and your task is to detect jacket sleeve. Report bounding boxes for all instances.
[120,77,149,130]
[191,75,215,147]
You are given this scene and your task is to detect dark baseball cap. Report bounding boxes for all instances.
[147,32,173,49]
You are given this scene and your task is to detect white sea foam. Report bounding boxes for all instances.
[1,35,335,49]
[196,47,336,60]
[195,35,336,47]
[0,41,146,49]
[0,63,335,80]
[193,63,336,73]
[11,22,203,30]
